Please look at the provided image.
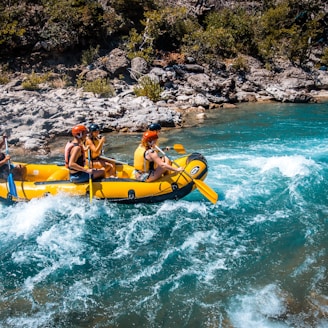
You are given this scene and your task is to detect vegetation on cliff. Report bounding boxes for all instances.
[0,0,327,74]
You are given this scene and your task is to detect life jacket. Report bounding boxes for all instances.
[133,145,155,172]
[64,141,85,169]
[86,137,101,159]
[134,145,149,172]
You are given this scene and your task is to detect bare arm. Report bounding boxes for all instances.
[86,137,105,157]
[68,146,90,173]
[148,151,183,173]
[0,154,10,168]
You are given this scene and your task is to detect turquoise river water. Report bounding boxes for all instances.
[0,102,327,327]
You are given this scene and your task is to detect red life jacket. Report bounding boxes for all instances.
[64,142,85,169]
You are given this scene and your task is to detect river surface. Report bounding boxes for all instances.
[1,102,327,327]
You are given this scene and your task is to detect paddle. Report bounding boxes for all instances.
[88,149,93,203]
[99,155,129,165]
[99,144,185,165]
[155,145,218,204]
[4,138,18,198]
[169,144,186,154]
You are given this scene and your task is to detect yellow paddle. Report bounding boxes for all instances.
[158,144,186,154]
[172,144,186,154]
[155,146,218,204]
[88,149,93,203]
[99,155,129,165]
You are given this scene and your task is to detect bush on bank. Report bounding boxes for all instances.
[0,0,327,71]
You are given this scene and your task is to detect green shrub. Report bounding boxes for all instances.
[134,76,163,102]
[321,47,328,66]
[81,45,100,66]
[204,9,257,56]
[77,77,114,98]
[0,75,10,85]
[256,1,323,66]
[126,6,198,62]
[182,26,236,63]
[22,71,51,90]
[0,65,10,84]
[126,28,154,62]
[0,5,26,48]
[232,56,249,72]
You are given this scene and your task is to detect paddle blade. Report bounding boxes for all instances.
[193,179,218,204]
[8,173,18,198]
[173,144,186,154]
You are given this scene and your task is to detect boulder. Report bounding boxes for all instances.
[103,48,130,77]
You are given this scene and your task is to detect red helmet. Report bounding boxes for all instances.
[72,125,87,138]
[142,130,158,144]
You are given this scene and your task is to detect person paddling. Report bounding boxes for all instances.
[133,131,183,182]
[65,125,105,183]
[0,153,11,180]
[85,123,116,177]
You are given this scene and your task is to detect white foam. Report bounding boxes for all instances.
[180,230,218,251]
[0,194,89,240]
[0,198,52,238]
[228,284,288,328]
[250,155,316,178]
[249,210,291,225]
[4,196,89,292]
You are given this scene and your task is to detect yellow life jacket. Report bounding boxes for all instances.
[85,138,101,159]
[91,138,101,159]
[134,145,149,172]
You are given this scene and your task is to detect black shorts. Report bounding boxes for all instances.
[70,171,90,183]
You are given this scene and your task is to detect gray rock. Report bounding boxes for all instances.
[1,51,325,155]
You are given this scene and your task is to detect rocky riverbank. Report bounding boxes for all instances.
[1,49,328,156]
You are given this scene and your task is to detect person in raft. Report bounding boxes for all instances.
[0,135,25,180]
[65,124,105,183]
[0,152,12,180]
[133,130,183,182]
[148,123,171,152]
[85,123,116,177]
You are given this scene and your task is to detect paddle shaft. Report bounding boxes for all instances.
[88,149,93,203]
[4,138,18,198]
[99,144,184,165]
[99,155,128,165]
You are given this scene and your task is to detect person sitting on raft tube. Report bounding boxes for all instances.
[65,125,105,183]
[0,152,12,180]
[0,136,25,180]
[85,123,116,178]
[133,130,183,182]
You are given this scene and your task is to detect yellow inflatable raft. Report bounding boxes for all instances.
[0,153,214,204]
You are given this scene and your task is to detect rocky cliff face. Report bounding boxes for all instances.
[1,48,327,155]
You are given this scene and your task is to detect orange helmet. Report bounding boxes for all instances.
[142,130,158,144]
[72,125,87,138]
